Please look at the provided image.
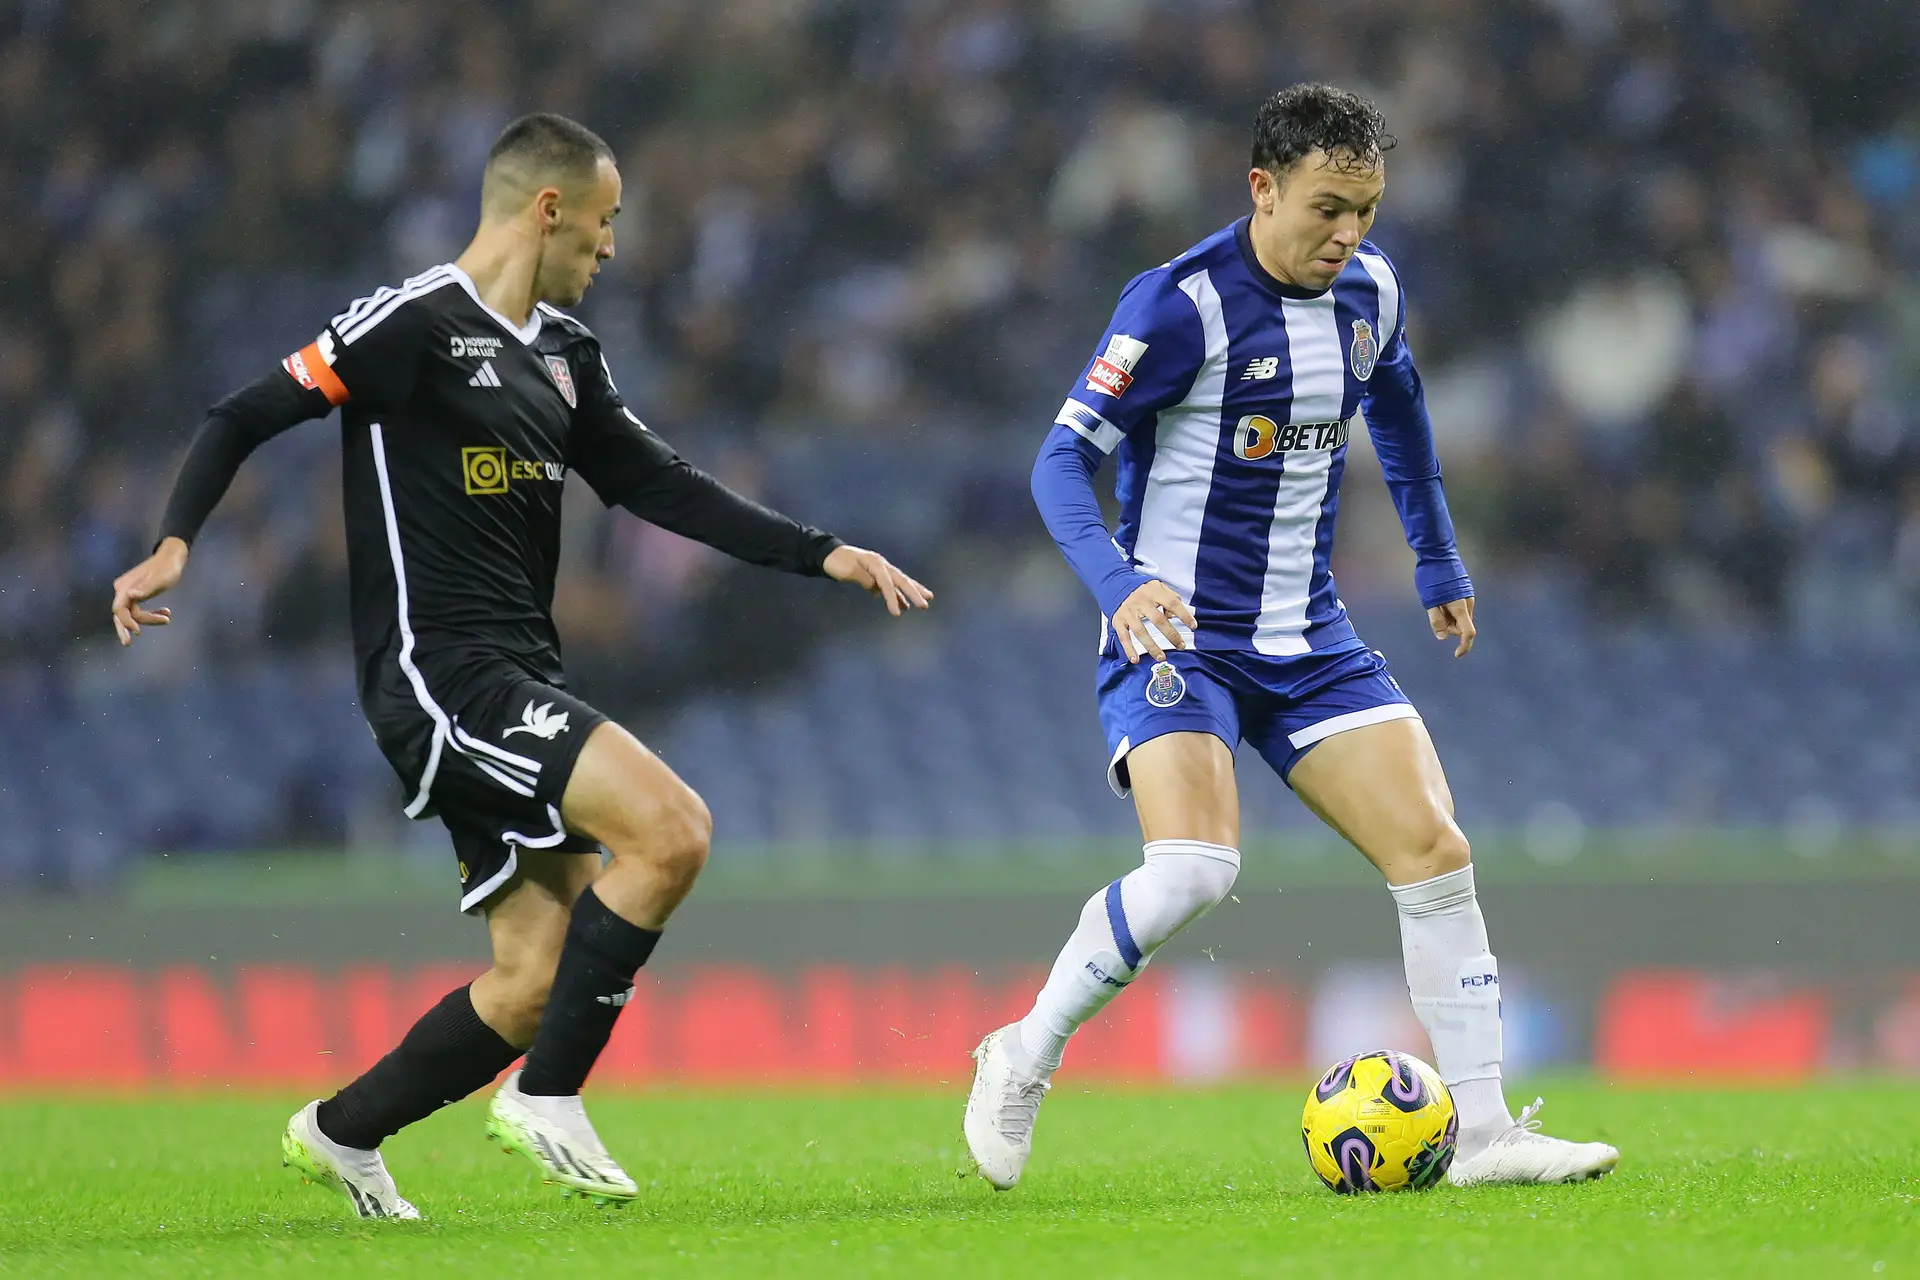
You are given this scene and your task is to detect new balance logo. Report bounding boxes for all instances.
[1241,357,1280,381]
[596,987,634,1007]
[502,699,570,740]
[468,360,503,388]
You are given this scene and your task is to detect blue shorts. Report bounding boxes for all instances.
[1096,642,1419,797]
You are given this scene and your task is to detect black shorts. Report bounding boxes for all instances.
[364,650,609,913]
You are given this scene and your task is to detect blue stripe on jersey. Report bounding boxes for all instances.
[1190,270,1293,649]
[1111,421,1160,592]
[1301,268,1384,637]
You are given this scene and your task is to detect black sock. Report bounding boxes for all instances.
[316,983,520,1150]
[518,885,661,1096]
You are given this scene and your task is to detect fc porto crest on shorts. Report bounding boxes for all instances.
[1144,660,1187,708]
[1349,319,1377,381]
[544,355,577,408]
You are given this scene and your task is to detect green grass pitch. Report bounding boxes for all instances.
[1,1082,1914,1278]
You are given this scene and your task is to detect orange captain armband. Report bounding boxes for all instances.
[281,334,349,405]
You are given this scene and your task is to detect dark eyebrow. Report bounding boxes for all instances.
[1311,191,1383,207]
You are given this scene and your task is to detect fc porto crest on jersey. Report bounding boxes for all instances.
[1348,319,1378,381]
[1349,319,1378,381]
[544,355,577,408]
[1144,660,1187,708]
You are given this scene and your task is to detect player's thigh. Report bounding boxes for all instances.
[1126,731,1240,847]
[1286,716,1467,885]
[560,719,712,862]
[1098,650,1242,847]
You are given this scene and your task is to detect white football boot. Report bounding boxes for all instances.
[485,1069,639,1205]
[280,1101,421,1220]
[1446,1097,1620,1187]
[963,1024,1052,1189]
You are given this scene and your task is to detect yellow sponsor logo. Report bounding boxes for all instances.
[463,446,509,495]
[1232,415,1350,460]
[463,446,565,494]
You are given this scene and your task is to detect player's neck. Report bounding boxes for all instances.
[454,226,543,327]
[1243,212,1319,296]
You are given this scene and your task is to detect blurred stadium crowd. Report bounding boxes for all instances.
[2,0,1919,871]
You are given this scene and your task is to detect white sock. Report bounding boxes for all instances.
[1015,839,1240,1075]
[1389,864,1512,1138]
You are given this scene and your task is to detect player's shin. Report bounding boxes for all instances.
[1388,864,1512,1146]
[1016,839,1239,1074]
[316,982,520,1150]
[516,885,660,1096]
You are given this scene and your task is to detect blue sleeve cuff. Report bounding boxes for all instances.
[1095,567,1156,623]
[1415,562,1474,610]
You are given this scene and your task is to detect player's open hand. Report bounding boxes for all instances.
[111,537,189,646]
[1114,581,1196,664]
[1429,596,1476,658]
[823,544,933,617]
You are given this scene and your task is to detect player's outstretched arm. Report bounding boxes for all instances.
[568,345,931,615]
[1359,301,1475,655]
[571,410,930,617]
[110,362,336,647]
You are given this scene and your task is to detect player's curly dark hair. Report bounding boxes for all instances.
[1251,84,1395,177]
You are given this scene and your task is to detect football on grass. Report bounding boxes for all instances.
[1301,1050,1457,1193]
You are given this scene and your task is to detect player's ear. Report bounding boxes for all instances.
[1248,167,1275,215]
[535,186,564,232]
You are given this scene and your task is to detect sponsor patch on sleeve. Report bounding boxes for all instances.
[282,335,349,405]
[1084,334,1148,398]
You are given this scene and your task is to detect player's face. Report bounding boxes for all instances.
[1248,149,1384,291]
[541,157,622,307]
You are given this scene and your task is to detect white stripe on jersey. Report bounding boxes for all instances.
[1356,251,1400,348]
[452,721,542,774]
[1253,294,1345,655]
[1129,268,1227,642]
[369,422,450,818]
[336,266,460,345]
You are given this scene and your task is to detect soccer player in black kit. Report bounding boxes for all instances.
[110,114,932,1218]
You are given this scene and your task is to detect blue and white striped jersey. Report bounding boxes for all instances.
[1038,218,1470,656]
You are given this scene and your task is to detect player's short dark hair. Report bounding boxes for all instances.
[485,113,614,188]
[1251,84,1395,177]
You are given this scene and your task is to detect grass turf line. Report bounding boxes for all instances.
[0,1082,1913,1278]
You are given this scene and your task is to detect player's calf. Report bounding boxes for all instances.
[515,726,705,1100]
[964,839,1238,1187]
[1016,839,1239,1074]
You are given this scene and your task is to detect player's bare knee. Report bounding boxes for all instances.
[605,786,711,884]
[1414,823,1471,881]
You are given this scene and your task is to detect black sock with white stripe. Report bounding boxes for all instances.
[518,886,660,1096]
[317,983,519,1150]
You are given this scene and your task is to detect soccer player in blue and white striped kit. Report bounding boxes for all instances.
[964,84,1618,1189]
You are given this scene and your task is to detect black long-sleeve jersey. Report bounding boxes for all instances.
[158,263,840,694]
